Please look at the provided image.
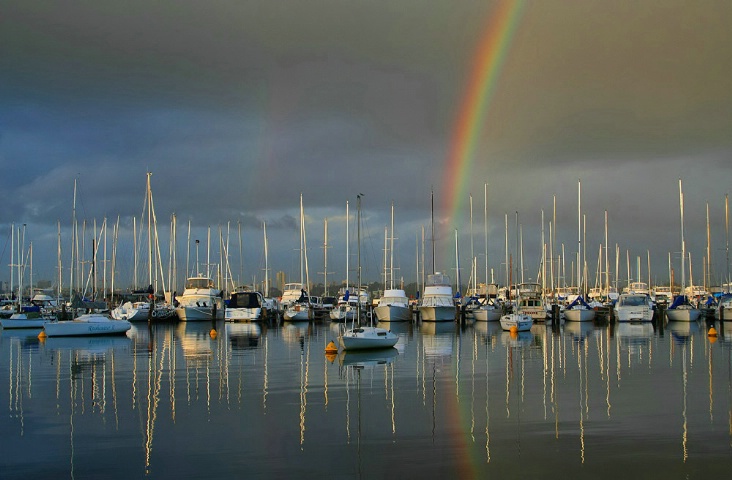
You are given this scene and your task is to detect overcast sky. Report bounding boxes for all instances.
[1,0,731,292]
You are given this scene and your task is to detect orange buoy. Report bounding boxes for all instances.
[708,326,718,337]
[325,352,337,363]
[209,329,218,339]
[509,325,518,334]
[325,340,338,354]
[38,330,47,340]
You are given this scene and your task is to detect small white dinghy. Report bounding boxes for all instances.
[42,313,132,337]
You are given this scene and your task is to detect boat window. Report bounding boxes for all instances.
[186,278,212,289]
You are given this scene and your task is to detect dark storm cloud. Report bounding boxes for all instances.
[0,0,730,284]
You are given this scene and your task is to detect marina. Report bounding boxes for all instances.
[3,314,732,478]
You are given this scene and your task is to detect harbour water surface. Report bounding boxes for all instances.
[2,317,732,479]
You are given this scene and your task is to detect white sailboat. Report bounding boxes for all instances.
[284,194,313,321]
[500,212,533,332]
[564,180,596,322]
[474,184,502,322]
[339,194,398,350]
[111,173,176,322]
[666,179,701,322]
[42,313,131,337]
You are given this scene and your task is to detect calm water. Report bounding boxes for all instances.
[2,316,732,479]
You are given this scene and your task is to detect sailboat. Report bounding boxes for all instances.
[474,184,502,322]
[666,179,701,322]
[1,226,51,329]
[716,194,732,321]
[564,180,596,322]
[500,212,533,332]
[112,173,176,322]
[339,195,398,350]
[283,194,313,321]
[374,201,411,322]
[330,201,363,323]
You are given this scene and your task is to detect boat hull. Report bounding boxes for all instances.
[614,307,654,322]
[666,307,701,322]
[284,304,312,321]
[564,307,596,322]
[43,314,132,337]
[175,305,224,322]
[373,305,411,322]
[338,326,398,351]
[418,306,456,322]
[225,307,263,322]
[473,307,501,322]
[499,313,533,332]
[0,314,46,329]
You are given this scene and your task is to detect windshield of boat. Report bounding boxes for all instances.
[620,295,647,306]
[186,278,213,289]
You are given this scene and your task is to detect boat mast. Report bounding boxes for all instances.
[57,221,62,306]
[147,172,153,291]
[504,213,509,295]
[726,193,730,292]
[390,201,395,290]
[679,178,686,294]
[431,188,435,274]
[454,228,460,295]
[357,193,363,324]
[263,221,269,297]
[484,183,489,288]
[344,201,350,295]
[323,218,331,295]
[577,179,582,298]
[383,226,388,288]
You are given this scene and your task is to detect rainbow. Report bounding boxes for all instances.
[442,0,526,222]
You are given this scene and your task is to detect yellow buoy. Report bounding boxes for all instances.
[509,325,518,334]
[38,330,47,340]
[325,340,338,354]
[209,329,218,339]
[708,326,718,337]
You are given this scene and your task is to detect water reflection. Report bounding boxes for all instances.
[3,316,732,478]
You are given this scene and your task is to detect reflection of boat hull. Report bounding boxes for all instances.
[42,335,132,352]
[563,320,595,340]
[338,347,398,367]
[225,322,262,349]
[666,320,699,342]
[43,314,132,337]
[616,322,653,345]
[473,320,502,340]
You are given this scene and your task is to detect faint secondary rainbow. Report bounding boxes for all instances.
[442,0,526,222]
